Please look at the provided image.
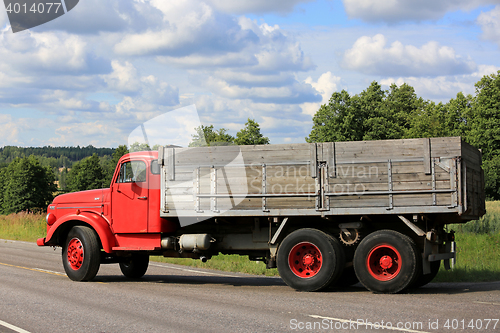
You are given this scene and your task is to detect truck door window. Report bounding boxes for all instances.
[117,161,147,183]
[150,160,160,175]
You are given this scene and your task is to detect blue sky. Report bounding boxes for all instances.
[1,0,500,148]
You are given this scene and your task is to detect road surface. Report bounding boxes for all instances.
[1,239,499,332]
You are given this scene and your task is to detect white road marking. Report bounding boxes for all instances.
[308,315,431,333]
[34,268,65,275]
[149,263,243,278]
[0,319,31,333]
[474,301,500,306]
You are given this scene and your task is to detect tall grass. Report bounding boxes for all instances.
[434,232,500,282]
[0,212,46,242]
[448,201,500,234]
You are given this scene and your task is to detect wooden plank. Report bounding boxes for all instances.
[423,138,431,174]
[330,195,390,208]
[321,142,336,178]
[167,148,175,181]
[310,143,317,178]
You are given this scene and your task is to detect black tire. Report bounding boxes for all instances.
[119,253,149,279]
[277,229,345,292]
[62,226,101,281]
[353,230,420,294]
[411,260,440,289]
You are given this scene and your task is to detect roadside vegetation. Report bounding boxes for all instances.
[0,212,45,242]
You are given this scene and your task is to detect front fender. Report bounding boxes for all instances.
[38,212,116,253]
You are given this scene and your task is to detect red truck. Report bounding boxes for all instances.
[38,137,485,293]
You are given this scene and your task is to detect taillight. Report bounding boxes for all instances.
[46,213,56,226]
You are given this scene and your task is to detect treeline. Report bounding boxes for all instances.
[307,71,500,200]
[0,145,116,166]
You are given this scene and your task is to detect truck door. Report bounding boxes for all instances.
[111,159,149,233]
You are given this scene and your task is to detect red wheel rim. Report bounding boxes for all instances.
[366,244,402,281]
[288,242,323,278]
[67,237,84,270]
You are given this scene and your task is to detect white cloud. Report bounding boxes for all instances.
[198,75,319,104]
[380,65,500,101]
[342,0,500,23]
[0,30,107,74]
[38,0,156,34]
[0,71,31,88]
[0,114,24,145]
[51,121,124,147]
[115,1,257,56]
[158,52,258,68]
[301,72,341,116]
[478,5,500,47]
[103,61,141,93]
[140,75,179,105]
[102,61,179,105]
[206,0,314,14]
[1,10,9,31]
[343,34,476,76]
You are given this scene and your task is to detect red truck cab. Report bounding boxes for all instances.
[37,151,178,280]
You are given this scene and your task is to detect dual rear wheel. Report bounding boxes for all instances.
[278,229,427,294]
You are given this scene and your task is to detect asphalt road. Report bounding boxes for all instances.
[1,239,499,333]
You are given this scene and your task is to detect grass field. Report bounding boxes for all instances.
[0,212,46,242]
[1,203,499,282]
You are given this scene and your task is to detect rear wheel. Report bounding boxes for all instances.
[120,253,149,279]
[277,229,345,292]
[62,226,101,281]
[353,230,420,294]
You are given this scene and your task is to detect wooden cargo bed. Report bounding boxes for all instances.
[158,137,485,223]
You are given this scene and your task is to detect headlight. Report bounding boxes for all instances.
[46,213,56,226]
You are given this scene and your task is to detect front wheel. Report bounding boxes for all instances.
[62,226,101,281]
[277,228,345,292]
[119,253,149,279]
[353,230,420,294]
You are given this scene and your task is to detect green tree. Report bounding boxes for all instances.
[483,156,500,200]
[59,167,68,191]
[442,92,472,139]
[2,156,57,214]
[189,125,235,147]
[466,71,500,199]
[467,71,500,161]
[306,90,360,142]
[404,101,446,139]
[129,142,151,152]
[104,145,129,187]
[0,167,6,214]
[234,119,270,145]
[66,154,106,192]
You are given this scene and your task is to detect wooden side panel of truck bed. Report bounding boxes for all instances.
[158,137,485,222]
